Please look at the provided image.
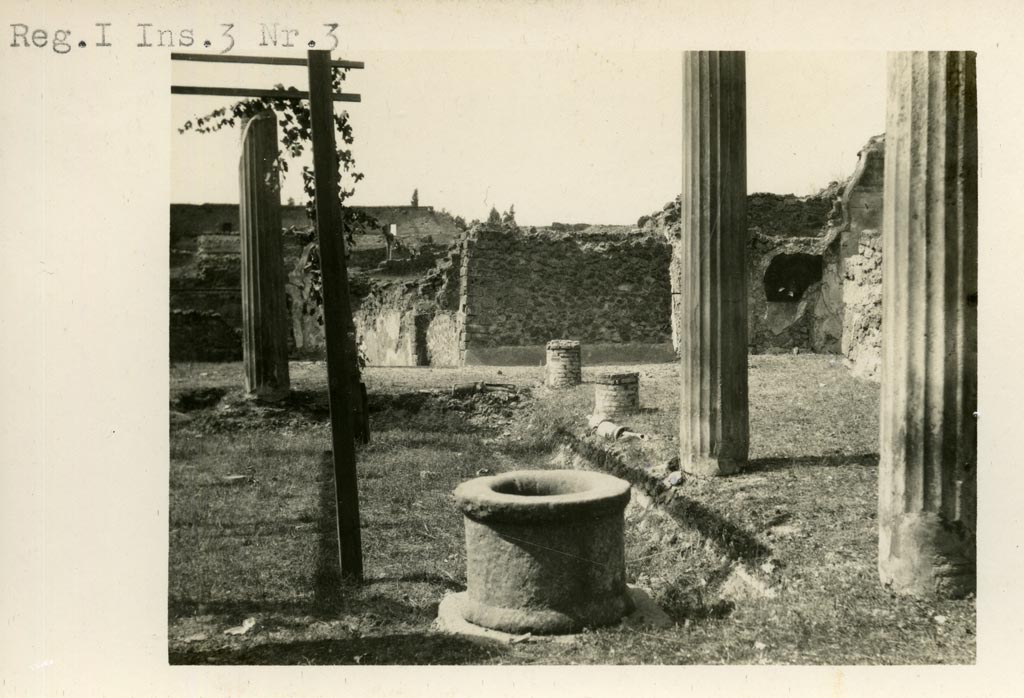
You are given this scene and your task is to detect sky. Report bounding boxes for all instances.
[171,51,887,226]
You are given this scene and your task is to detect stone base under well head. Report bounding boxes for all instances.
[435,586,669,640]
[460,586,632,635]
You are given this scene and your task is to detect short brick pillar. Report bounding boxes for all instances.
[593,372,640,419]
[545,340,582,388]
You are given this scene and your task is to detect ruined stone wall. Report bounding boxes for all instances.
[747,231,844,353]
[354,205,464,249]
[169,309,241,361]
[171,229,311,361]
[170,202,464,364]
[642,191,844,355]
[286,242,464,366]
[457,225,674,365]
[170,136,886,369]
[171,204,311,241]
[842,230,882,379]
[425,313,461,366]
[838,135,885,381]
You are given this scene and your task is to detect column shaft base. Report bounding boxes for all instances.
[682,454,742,477]
[879,512,975,597]
[245,384,290,403]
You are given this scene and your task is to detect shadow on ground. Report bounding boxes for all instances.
[169,631,504,665]
[561,432,773,562]
[745,452,879,473]
[312,452,466,614]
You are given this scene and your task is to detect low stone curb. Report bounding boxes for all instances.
[554,426,676,505]
[553,427,773,564]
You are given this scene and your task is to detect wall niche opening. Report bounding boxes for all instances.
[764,253,823,302]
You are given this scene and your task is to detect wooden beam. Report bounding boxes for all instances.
[306,49,364,582]
[171,52,364,69]
[171,85,360,102]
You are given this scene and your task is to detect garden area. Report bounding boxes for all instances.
[168,355,975,665]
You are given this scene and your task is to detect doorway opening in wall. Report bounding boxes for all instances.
[763,252,823,302]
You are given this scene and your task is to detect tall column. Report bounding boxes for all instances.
[679,51,749,476]
[239,111,291,401]
[879,52,977,596]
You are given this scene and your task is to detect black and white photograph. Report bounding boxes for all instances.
[4,0,1023,695]
[167,47,977,666]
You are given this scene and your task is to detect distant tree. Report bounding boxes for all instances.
[487,206,501,224]
[454,215,467,230]
[501,204,516,225]
[286,196,296,206]
[411,188,419,207]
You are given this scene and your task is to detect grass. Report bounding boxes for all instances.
[168,356,975,664]
[170,365,548,664]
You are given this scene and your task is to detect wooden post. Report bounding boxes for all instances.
[307,49,364,581]
[239,111,290,402]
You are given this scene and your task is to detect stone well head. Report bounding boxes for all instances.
[453,469,632,634]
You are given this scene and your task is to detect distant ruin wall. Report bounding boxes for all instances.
[170,202,464,364]
[842,230,882,380]
[457,226,674,365]
[839,135,885,381]
[171,203,463,250]
[746,231,843,354]
[353,309,419,366]
[171,136,887,369]
[171,230,311,361]
[644,191,845,356]
[425,312,461,366]
[327,242,462,366]
[170,309,241,361]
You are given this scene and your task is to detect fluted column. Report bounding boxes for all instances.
[879,52,977,596]
[679,51,749,476]
[239,111,290,401]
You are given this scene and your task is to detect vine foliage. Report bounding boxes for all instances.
[177,66,376,346]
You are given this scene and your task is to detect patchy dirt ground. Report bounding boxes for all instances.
[168,357,975,665]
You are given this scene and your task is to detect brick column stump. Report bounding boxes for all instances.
[546,340,582,388]
[593,372,640,420]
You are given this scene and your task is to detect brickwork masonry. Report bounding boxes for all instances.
[457,225,673,364]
